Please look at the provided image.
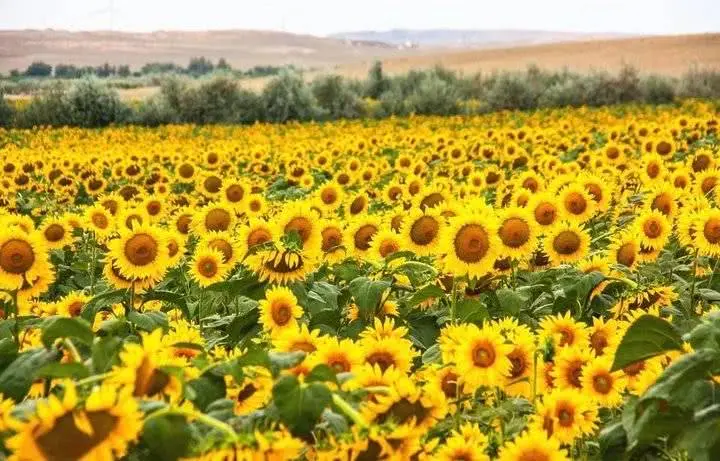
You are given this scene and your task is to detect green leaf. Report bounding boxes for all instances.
[598,421,628,460]
[143,290,190,319]
[611,315,683,372]
[142,413,191,461]
[35,362,90,379]
[495,288,527,315]
[392,261,438,286]
[187,375,226,412]
[641,349,720,408]
[421,344,441,365]
[306,364,338,384]
[454,297,488,324]
[80,289,127,322]
[349,277,391,320]
[406,284,445,308]
[0,348,60,401]
[92,336,123,373]
[128,310,168,332]
[306,282,340,315]
[272,375,332,436]
[698,289,720,302]
[268,351,306,376]
[41,317,94,348]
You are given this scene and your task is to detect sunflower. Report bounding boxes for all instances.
[311,338,363,375]
[246,194,267,217]
[6,383,143,461]
[647,184,678,218]
[436,432,490,461]
[274,202,322,253]
[84,204,115,239]
[581,355,626,407]
[238,218,275,256]
[345,192,369,218]
[109,329,184,400]
[117,208,150,232]
[259,286,303,337]
[369,228,403,261]
[247,243,317,285]
[530,388,598,444]
[579,173,611,213]
[634,210,671,250]
[692,208,720,257]
[496,206,538,259]
[552,346,593,390]
[440,212,500,280]
[164,230,185,268]
[539,312,588,349]
[345,216,382,258]
[56,291,91,318]
[587,317,620,357]
[527,192,561,229]
[361,376,447,434]
[318,220,347,264]
[504,329,538,398]
[192,202,236,235]
[222,180,249,210]
[189,247,230,287]
[578,255,610,275]
[271,324,326,354]
[608,232,640,270]
[172,209,193,237]
[360,336,416,374]
[558,184,596,223]
[39,216,73,250]
[199,231,241,268]
[226,366,273,416]
[543,221,590,266]
[108,223,170,281]
[0,229,50,291]
[314,181,344,212]
[456,323,512,392]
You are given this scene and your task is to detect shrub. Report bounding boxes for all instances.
[405,71,461,115]
[262,70,321,122]
[181,77,262,124]
[14,83,70,127]
[641,75,676,104]
[679,68,720,99]
[25,61,53,77]
[365,61,390,99]
[63,79,130,127]
[311,75,363,119]
[0,91,13,127]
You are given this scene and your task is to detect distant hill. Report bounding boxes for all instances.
[0,29,418,73]
[328,29,628,48]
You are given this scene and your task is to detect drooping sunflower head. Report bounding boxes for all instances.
[247,242,318,285]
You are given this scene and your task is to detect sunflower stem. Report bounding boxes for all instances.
[332,393,368,428]
[75,372,111,386]
[450,277,458,324]
[689,249,699,318]
[10,290,18,345]
[362,386,391,395]
[707,257,720,290]
[63,338,82,363]
[145,407,239,442]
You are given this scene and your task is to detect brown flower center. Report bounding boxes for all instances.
[44,224,65,242]
[366,351,396,372]
[471,342,496,368]
[271,303,292,326]
[354,224,378,251]
[0,239,35,274]
[124,233,158,266]
[203,176,222,193]
[410,216,440,246]
[91,212,109,229]
[616,243,636,267]
[499,217,530,248]
[564,192,587,215]
[704,218,720,244]
[553,231,581,255]
[321,227,342,252]
[534,203,557,226]
[454,224,490,263]
[36,410,119,461]
[205,208,231,232]
[593,373,612,394]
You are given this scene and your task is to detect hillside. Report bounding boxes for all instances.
[0,29,420,73]
[329,29,626,48]
[331,33,720,78]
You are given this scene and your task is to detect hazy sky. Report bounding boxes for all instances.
[0,0,718,35]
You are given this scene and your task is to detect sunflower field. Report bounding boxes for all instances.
[0,100,719,461]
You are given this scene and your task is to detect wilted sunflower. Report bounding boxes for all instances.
[259,286,303,337]
[247,242,317,285]
[6,383,142,461]
[108,223,170,282]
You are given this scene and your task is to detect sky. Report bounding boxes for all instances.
[0,0,718,36]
